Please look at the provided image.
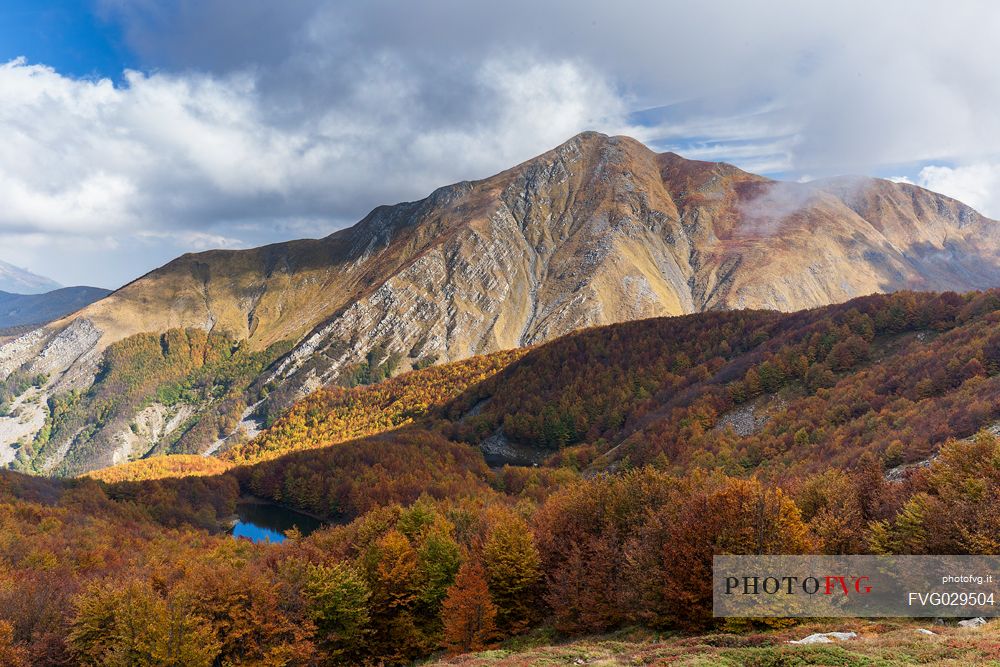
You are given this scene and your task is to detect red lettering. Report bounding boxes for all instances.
[824,576,849,595]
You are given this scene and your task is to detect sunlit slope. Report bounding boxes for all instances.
[5,132,1000,474]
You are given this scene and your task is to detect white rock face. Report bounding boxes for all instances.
[0,388,47,465]
[0,329,47,378]
[788,631,858,644]
[108,403,194,465]
[0,319,105,469]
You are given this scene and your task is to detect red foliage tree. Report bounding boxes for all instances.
[441,560,498,654]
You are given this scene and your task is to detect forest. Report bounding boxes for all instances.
[225,349,524,466]
[0,431,996,664]
[1,290,1000,664]
[12,329,292,476]
[223,289,1000,486]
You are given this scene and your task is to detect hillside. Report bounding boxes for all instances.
[0,287,111,329]
[80,454,232,484]
[223,348,524,465]
[88,289,1000,546]
[1,329,292,476]
[205,290,1000,494]
[3,133,1000,474]
[2,291,1000,664]
[441,290,1000,481]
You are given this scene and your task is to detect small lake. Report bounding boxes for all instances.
[230,500,324,544]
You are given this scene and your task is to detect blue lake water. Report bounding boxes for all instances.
[230,500,323,544]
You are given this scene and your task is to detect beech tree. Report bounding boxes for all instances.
[441,560,498,654]
[69,580,218,667]
[627,474,812,630]
[0,621,27,667]
[303,562,371,663]
[481,508,543,636]
[361,529,424,662]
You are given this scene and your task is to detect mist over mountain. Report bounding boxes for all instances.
[1,132,998,474]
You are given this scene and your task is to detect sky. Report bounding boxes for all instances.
[1,1,1000,289]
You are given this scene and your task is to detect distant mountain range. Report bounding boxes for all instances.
[2,132,999,474]
[0,287,111,331]
[0,259,62,294]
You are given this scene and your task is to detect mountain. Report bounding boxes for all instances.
[0,287,111,330]
[0,260,61,295]
[2,132,1000,475]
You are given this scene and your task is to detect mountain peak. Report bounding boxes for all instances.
[0,259,61,295]
[560,129,612,146]
[531,131,655,164]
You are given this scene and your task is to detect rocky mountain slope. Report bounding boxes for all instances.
[0,260,61,295]
[0,287,111,330]
[2,132,999,474]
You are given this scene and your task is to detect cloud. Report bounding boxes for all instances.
[5,0,1000,286]
[0,53,638,286]
[99,1,1000,173]
[136,230,246,250]
[909,163,1000,220]
[735,181,827,238]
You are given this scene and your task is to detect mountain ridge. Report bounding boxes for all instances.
[0,259,62,295]
[40,132,1000,349]
[2,131,1000,474]
[0,287,111,330]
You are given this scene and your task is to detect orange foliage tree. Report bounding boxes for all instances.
[441,560,497,654]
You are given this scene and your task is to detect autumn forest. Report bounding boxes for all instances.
[2,290,1000,664]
